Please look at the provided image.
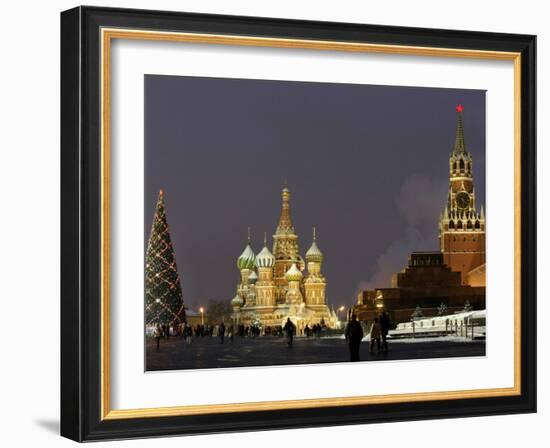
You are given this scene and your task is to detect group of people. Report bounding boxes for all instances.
[303,323,324,339]
[344,312,391,362]
[153,313,391,362]
[153,320,287,351]
[152,322,216,351]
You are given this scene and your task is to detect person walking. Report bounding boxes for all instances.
[380,312,391,351]
[369,317,382,354]
[227,323,234,343]
[344,313,364,362]
[185,324,192,344]
[219,322,226,344]
[283,318,296,347]
[154,323,162,351]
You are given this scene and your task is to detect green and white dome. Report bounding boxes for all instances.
[236,243,256,270]
[285,263,303,282]
[306,240,323,263]
[231,293,244,308]
[306,228,323,263]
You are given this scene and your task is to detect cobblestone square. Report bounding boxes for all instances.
[146,335,485,371]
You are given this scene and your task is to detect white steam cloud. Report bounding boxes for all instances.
[355,174,447,295]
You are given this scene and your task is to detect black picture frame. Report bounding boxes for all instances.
[61,5,536,442]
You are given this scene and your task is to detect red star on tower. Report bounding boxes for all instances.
[456,104,464,113]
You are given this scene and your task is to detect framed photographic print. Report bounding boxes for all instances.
[60,6,536,441]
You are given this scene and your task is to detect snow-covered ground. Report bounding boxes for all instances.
[388,310,486,340]
[337,333,484,343]
[385,334,485,344]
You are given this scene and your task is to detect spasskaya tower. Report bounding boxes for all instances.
[438,105,486,286]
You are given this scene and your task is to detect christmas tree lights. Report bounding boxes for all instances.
[145,190,186,326]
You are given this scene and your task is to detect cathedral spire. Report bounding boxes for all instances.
[276,186,294,231]
[453,104,467,154]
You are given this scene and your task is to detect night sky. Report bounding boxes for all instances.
[145,75,486,312]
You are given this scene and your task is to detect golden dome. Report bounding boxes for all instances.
[285,263,303,282]
[305,227,323,263]
[231,293,244,308]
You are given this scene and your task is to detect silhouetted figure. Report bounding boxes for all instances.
[219,322,225,344]
[283,318,296,346]
[380,312,391,351]
[154,323,162,351]
[345,313,364,362]
[184,324,192,344]
[369,317,382,354]
[227,323,234,343]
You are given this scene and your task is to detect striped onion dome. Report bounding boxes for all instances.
[231,293,244,308]
[256,245,275,268]
[285,263,303,282]
[248,270,258,284]
[236,243,256,270]
[306,240,323,263]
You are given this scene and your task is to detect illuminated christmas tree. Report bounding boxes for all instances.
[145,189,186,326]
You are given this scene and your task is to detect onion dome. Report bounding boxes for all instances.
[237,244,255,270]
[231,293,244,308]
[305,227,323,263]
[285,263,303,282]
[256,232,275,268]
[248,270,258,284]
[236,228,255,270]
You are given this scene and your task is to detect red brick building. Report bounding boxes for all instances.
[354,252,485,325]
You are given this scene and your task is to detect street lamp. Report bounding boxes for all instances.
[199,307,204,326]
[336,306,347,329]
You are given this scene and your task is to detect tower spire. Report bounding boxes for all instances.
[263,231,267,246]
[453,104,467,154]
[247,226,251,243]
[313,226,316,241]
[276,185,294,231]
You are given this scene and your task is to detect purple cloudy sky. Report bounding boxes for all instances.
[145,75,486,311]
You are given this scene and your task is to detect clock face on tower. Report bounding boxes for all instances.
[456,191,470,210]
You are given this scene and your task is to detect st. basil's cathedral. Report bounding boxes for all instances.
[230,187,339,332]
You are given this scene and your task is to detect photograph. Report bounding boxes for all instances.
[57,5,538,441]
[143,75,487,371]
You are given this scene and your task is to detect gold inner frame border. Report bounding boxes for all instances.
[100,27,522,421]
